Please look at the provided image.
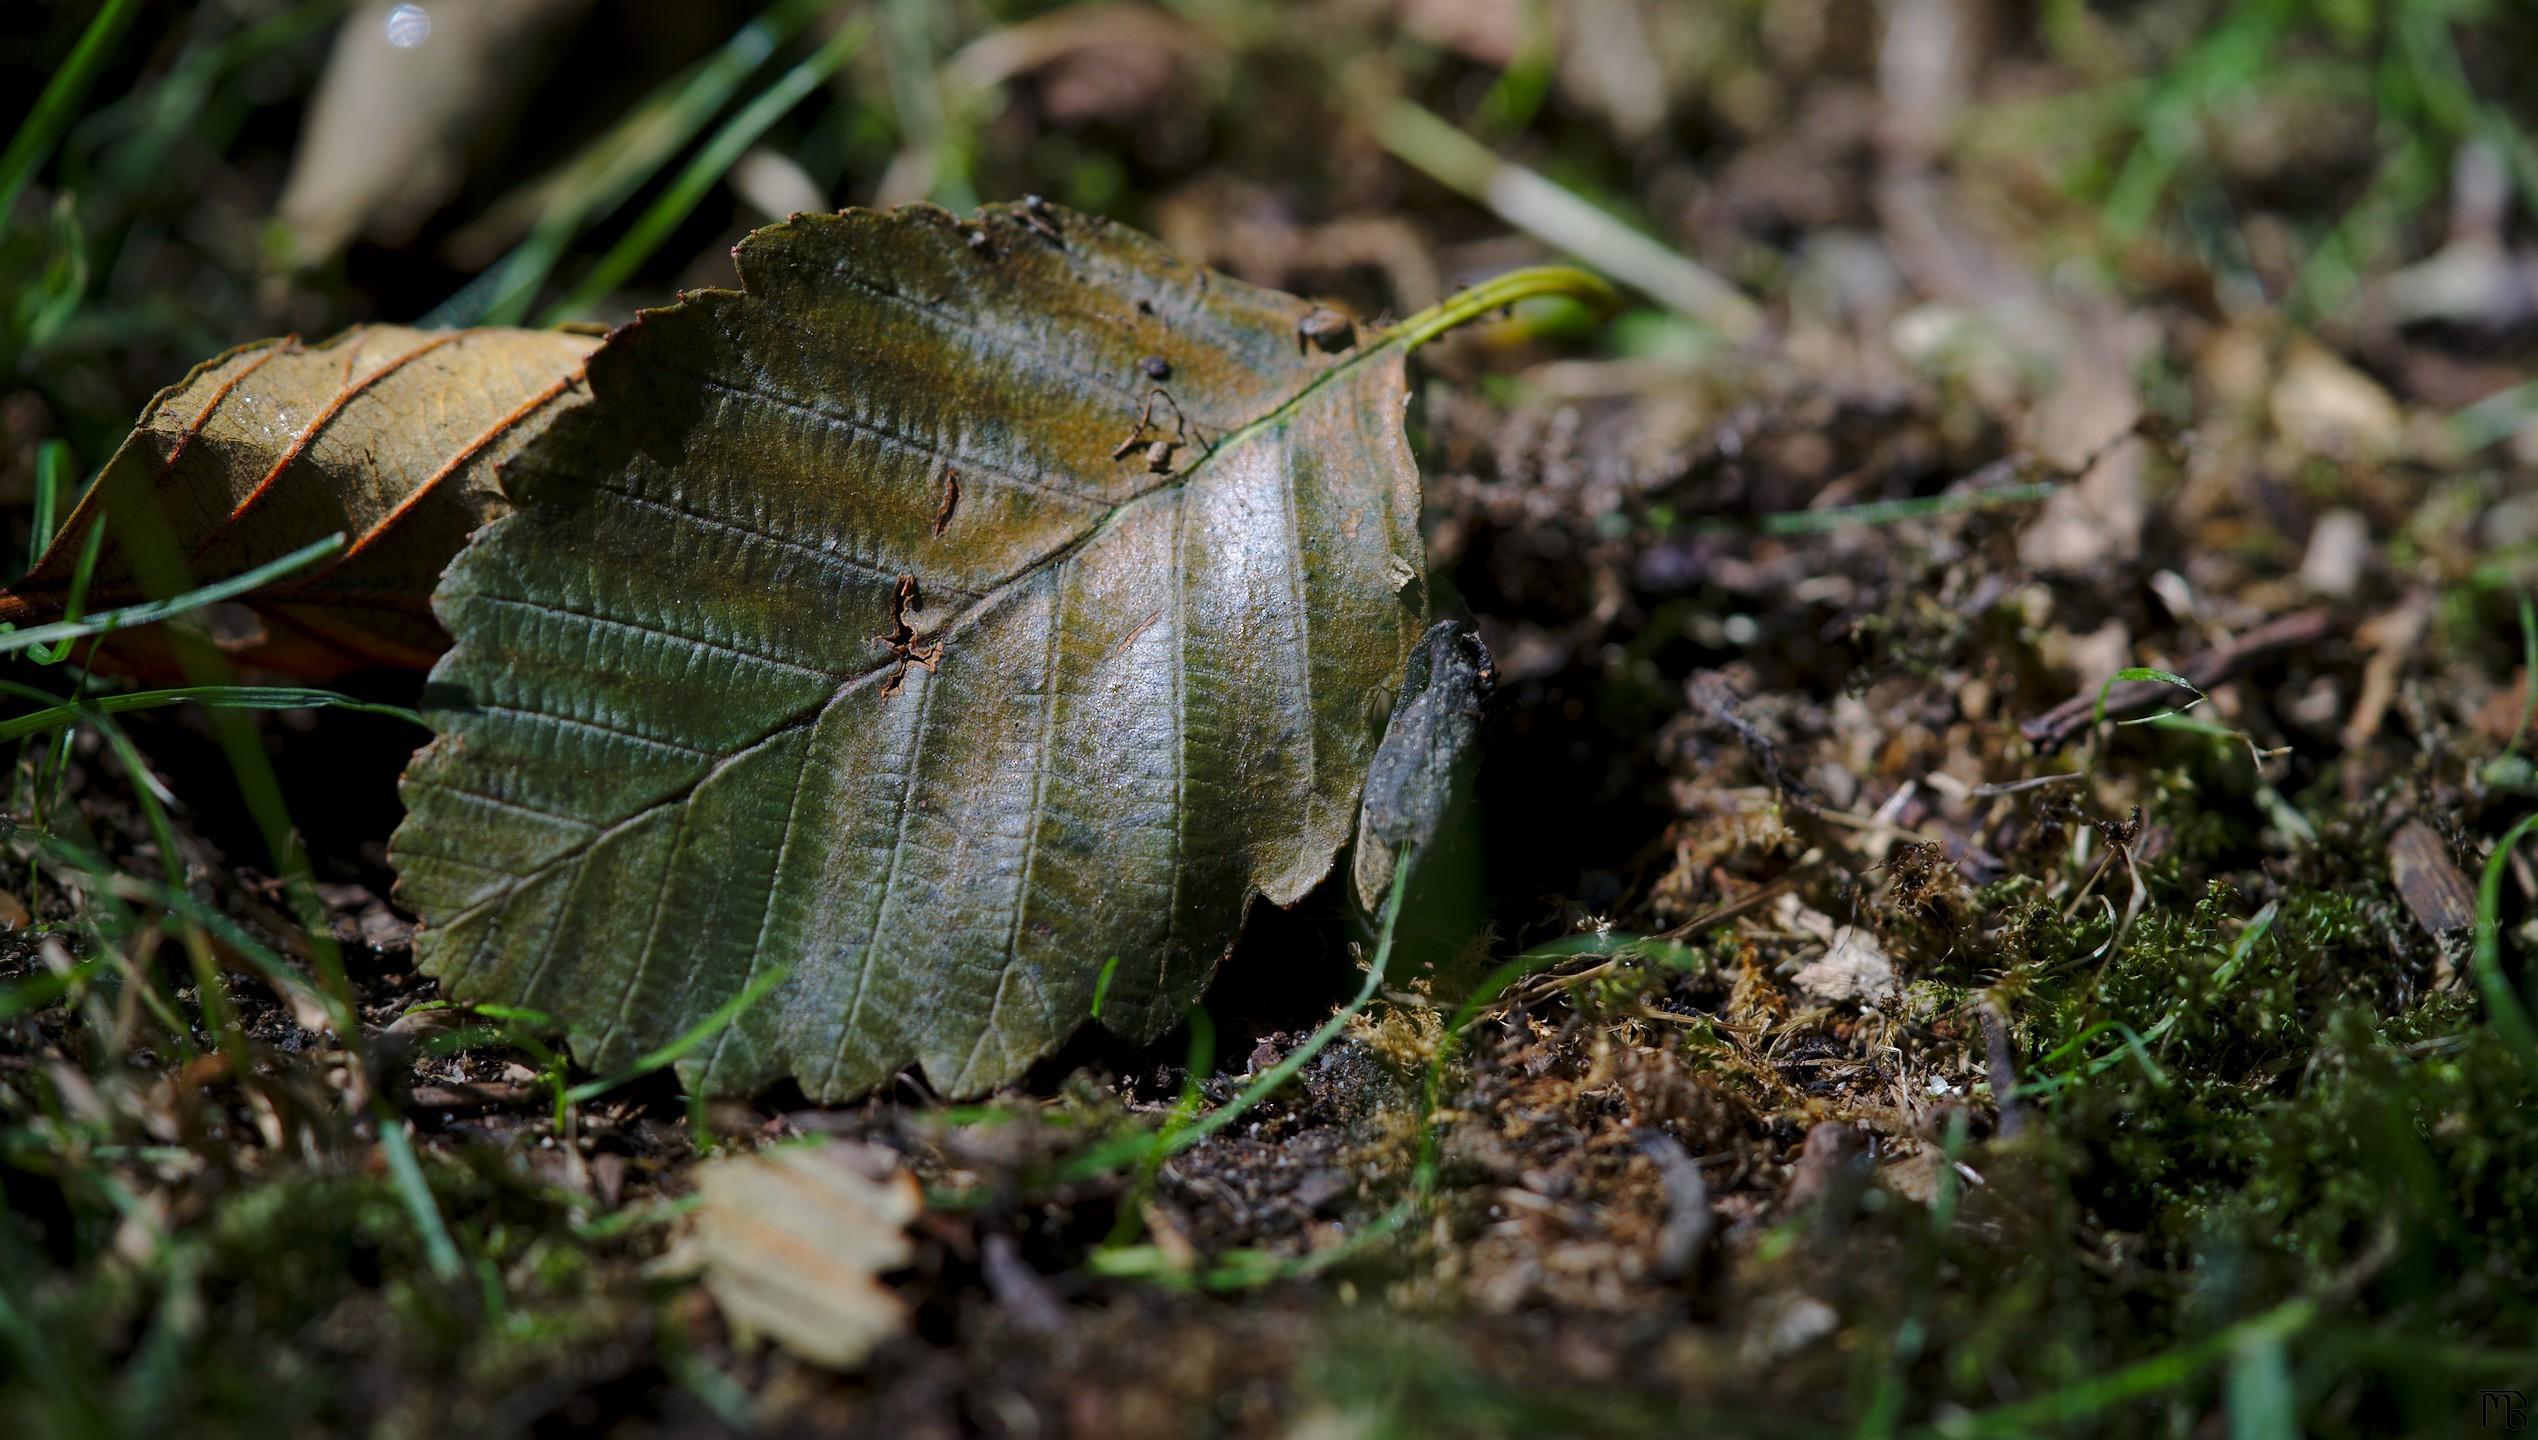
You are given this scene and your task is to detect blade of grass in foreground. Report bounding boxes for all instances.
[1412,924,1739,1196]
[0,684,421,743]
[1912,1299,2314,1439]
[0,957,108,1022]
[26,441,70,577]
[2474,812,2538,1068]
[0,675,238,1064]
[0,532,343,659]
[2449,380,2538,454]
[559,964,793,1107]
[2010,1018,2170,1098]
[16,512,398,1152]
[1086,1198,1417,1292]
[27,524,106,667]
[1146,854,1407,1157]
[1061,850,1412,1182]
[2099,0,2295,241]
[23,797,452,1274]
[2226,1325,2297,1440]
[1097,1004,1215,1248]
[2510,590,2537,761]
[373,1112,462,1280]
[2094,664,2207,729]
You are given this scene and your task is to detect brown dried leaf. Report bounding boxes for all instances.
[0,325,596,678]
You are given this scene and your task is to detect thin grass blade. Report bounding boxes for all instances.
[0,533,342,659]
[539,18,872,324]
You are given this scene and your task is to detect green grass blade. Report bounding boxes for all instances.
[1097,1003,1219,1247]
[0,684,421,744]
[539,18,872,325]
[9,825,193,1049]
[0,677,219,1058]
[61,0,344,205]
[109,871,346,1030]
[2100,0,2296,240]
[1158,854,1407,1156]
[2226,1326,2297,1440]
[883,0,974,209]
[27,441,70,576]
[0,957,107,1022]
[560,963,792,1106]
[371,1110,463,1281]
[2474,813,2538,1068]
[2213,900,2280,987]
[2094,665,2207,729]
[2013,1018,2170,1096]
[28,522,108,665]
[463,1002,566,1030]
[2510,590,2536,760]
[1089,954,1121,1018]
[440,0,831,327]
[2448,380,2538,454]
[1088,1199,1416,1292]
[108,533,373,1061]
[0,0,145,222]
[1410,932,1652,1195]
[1918,1299,2314,1439]
[1751,483,2057,537]
[0,532,343,659]
[0,1262,113,1439]
[1372,97,1763,338]
[1064,850,1412,1180]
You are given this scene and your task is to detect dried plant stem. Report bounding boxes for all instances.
[1373,98,1764,340]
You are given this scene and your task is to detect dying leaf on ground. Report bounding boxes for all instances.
[391,201,1609,1100]
[0,325,596,678]
[676,1141,919,1370]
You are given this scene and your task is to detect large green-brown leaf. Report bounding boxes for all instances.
[391,202,1600,1100]
[0,324,597,678]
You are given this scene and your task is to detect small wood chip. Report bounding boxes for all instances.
[2388,820,2476,939]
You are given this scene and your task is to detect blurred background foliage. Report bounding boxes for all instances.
[8,0,2538,488]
